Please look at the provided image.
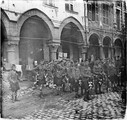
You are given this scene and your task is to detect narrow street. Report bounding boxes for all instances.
[2,79,126,120]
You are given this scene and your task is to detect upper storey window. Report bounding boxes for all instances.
[102,4,110,25]
[116,9,120,30]
[116,1,121,7]
[65,3,73,11]
[87,2,99,21]
[43,0,55,7]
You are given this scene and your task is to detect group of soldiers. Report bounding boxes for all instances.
[32,57,123,101]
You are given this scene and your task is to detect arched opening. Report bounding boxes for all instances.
[19,16,52,67]
[88,33,100,60]
[60,22,83,62]
[1,20,8,65]
[114,39,123,60]
[103,36,111,58]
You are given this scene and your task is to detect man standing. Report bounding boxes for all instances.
[8,64,20,102]
[79,61,91,101]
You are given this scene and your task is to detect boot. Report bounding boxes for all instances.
[11,93,15,103]
[14,92,19,101]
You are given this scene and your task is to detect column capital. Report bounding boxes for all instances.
[48,42,60,61]
[8,36,20,41]
[7,40,19,46]
[80,45,88,53]
[48,42,60,53]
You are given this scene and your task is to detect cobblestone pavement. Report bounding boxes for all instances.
[3,87,33,103]
[2,71,126,120]
[5,91,126,120]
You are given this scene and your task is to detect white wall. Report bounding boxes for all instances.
[1,0,84,27]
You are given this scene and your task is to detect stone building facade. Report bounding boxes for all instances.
[0,0,126,68]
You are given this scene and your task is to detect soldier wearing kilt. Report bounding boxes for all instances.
[93,61,103,94]
[108,63,117,91]
[67,65,75,92]
[79,61,91,101]
[54,67,64,95]
[8,64,20,102]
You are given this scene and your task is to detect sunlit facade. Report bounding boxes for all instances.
[0,0,126,68]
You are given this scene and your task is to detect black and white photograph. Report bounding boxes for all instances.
[0,0,127,119]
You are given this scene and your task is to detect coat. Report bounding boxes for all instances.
[8,70,20,92]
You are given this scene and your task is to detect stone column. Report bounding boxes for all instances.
[7,40,19,64]
[81,46,88,61]
[49,44,60,61]
[108,47,111,59]
[100,44,104,60]
[113,2,116,24]
[98,2,103,28]
[69,44,73,60]
[111,45,115,59]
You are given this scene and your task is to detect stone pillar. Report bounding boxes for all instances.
[100,44,104,59]
[98,3,103,28]
[113,2,116,24]
[49,43,60,61]
[108,47,111,59]
[69,44,73,60]
[81,46,88,61]
[111,46,115,59]
[7,40,19,64]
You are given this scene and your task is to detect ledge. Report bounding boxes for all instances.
[43,3,58,9]
[65,10,78,15]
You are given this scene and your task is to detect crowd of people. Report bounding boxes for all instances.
[29,57,124,101]
[3,56,125,103]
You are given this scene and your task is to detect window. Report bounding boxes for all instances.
[102,4,109,24]
[116,9,120,30]
[88,4,92,20]
[70,4,73,11]
[44,0,55,6]
[87,2,99,21]
[65,3,69,11]
[116,1,121,7]
[65,3,73,11]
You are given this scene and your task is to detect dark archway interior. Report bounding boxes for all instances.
[114,39,122,47]
[103,37,111,58]
[19,16,52,65]
[88,34,100,60]
[114,39,123,59]
[89,34,99,45]
[60,22,83,61]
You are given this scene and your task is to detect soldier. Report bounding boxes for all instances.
[93,60,103,94]
[8,64,20,102]
[108,62,117,91]
[79,61,91,101]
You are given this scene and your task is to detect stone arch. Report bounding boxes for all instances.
[89,33,100,45]
[88,33,100,60]
[103,36,112,58]
[1,8,10,38]
[17,8,54,39]
[1,18,8,64]
[114,38,123,59]
[59,16,85,45]
[114,38,123,47]
[88,32,100,45]
[59,17,85,61]
[103,36,111,46]
[18,9,54,65]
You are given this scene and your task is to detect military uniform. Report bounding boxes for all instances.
[79,63,91,100]
[93,63,103,94]
[108,64,117,91]
[8,65,20,102]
